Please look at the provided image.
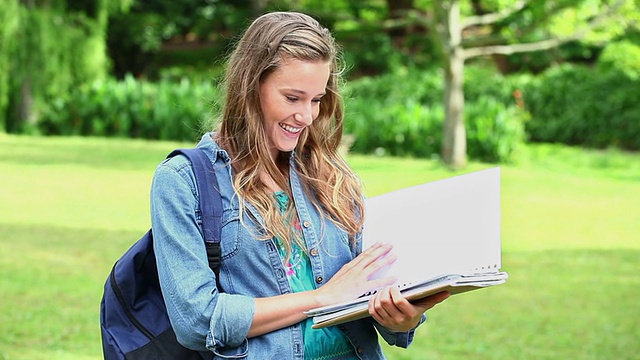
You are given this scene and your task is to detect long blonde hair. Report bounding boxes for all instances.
[215,11,364,256]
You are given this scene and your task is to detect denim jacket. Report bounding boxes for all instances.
[151,133,423,359]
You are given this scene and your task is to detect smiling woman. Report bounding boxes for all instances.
[143,11,449,360]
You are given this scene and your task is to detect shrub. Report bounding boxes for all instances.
[345,95,442,158]
[523,63,640,150]
[40,75,219,142]
[465,98,528,162]
[42,67,530,164]
[344,67,527,162]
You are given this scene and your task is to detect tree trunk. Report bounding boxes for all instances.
[18,0,37,130]
[18,78,36,128]
[438,0,467,168]
[443,49,466,168]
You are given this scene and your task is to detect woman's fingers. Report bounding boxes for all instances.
[410,291,451,311]
[316,243,397,304]
[335,242,395,279]
[354,242,394,266]
[369,287,405,322]
[368,287,451,332]
[358,242,397,276]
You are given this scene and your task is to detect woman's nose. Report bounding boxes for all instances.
[294,106,314,125]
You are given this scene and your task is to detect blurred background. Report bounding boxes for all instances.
[1,0,639,167]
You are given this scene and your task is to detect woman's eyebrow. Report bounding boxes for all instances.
[281,88,326,97]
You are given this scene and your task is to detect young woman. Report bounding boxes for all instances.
[151,11,448,359]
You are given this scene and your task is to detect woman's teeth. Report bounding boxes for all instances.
[280,123,302,133]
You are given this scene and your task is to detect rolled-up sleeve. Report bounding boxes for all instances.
[207,294,254,353]
[373,314,426,348]
[151,159,255,352]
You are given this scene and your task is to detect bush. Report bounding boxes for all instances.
[345,95,443,158]
[523,63,640,150]
[40,75,219,142]
[40,67,529,164]
[465,97,528,162]
[344,67,527,162]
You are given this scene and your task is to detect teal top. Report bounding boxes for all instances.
[274,192,359,360]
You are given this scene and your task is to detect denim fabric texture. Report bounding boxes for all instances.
[150,133,423,359]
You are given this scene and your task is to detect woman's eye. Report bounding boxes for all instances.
[286,96,298,102]
[312,98,322,104]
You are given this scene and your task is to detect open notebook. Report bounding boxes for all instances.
[305,167,508,329]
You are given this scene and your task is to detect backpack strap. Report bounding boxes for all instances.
[167,148,223,290]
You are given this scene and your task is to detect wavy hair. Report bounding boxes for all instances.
[215,11,364,257]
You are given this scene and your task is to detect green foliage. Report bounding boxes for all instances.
[106,0,252,78]
[105,0,433,78]
[523,63,640,150]
[31,59,640,160]
[463,66,531,161]
[453,0,636,73]
[37,66,526,163]
[0,0,20,131]
[294,1,418,75]
[346,94,443,158]
[341,31,406,76]
[39,76,219,142]
[344,67,527,162]
[463,65,533,103]
[465,97,528,162]
[2,0,128,133]
[344,70,441,157]
[597,40,640,80]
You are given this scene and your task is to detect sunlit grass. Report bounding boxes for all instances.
[1,134,639,359]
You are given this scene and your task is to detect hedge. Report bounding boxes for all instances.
[39,75,219,142]
[344,67,528,162]
[36,63,640,162]
[523,64,640,150]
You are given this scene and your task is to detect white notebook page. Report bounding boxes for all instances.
[362,167,501,286]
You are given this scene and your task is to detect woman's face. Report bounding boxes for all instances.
[259,57,331,160]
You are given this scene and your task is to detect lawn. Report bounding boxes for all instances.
[0,133,638,360]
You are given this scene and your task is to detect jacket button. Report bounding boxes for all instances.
[310,248,318,256]
[315,276,323,283]
[302,221,311,228]
[357,346,364,354]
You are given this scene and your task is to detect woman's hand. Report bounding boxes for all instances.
[368,287,450,332]
[313,242,398,307]
[251,242,398,337]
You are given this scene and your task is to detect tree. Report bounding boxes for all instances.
[1,0,132,132]
[105,0,259,78]
[424,0,633,168]
[0,0,20,131]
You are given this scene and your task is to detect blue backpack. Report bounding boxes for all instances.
[100,148,221,360]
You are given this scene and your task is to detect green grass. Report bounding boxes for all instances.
[1,133,639,360]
